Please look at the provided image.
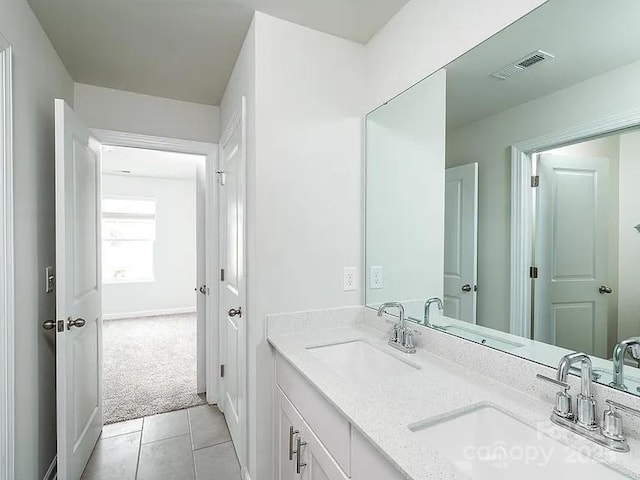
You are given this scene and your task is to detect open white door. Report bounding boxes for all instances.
[196,159,207,394]
[197,150,219,403]
[218,99,247,465]
[535,153,610,357]
[443,163,478,323]
[55,99,103,480]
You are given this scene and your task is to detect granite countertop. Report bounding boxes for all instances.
[268,319,640,480]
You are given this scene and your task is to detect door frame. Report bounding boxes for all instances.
[0,35,13,480]
[509,108,640,338]
[92,129,220,403]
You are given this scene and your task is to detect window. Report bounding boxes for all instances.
[102,197,156,283]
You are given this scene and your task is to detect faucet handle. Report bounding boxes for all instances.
[404,330,414,349]
[537,374,573,419]
[602,400,640,443]
[536,374,570,390]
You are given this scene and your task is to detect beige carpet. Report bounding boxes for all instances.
[103,313,206,424]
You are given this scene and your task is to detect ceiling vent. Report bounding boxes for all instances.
[490,50,554,80]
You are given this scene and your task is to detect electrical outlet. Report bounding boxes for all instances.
[343,267,357,291]
[370,266,383,289]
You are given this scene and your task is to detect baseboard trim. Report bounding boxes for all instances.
[104,307,196,321]
[43,456,56,480]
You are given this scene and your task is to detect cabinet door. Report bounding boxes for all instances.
[276,389,299,480]
[297,422,349,480]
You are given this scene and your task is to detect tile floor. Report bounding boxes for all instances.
[81,404,241,480]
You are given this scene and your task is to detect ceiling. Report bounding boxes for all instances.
[446,0,640,130]
[27,0,408,106]
[102,146,203,180]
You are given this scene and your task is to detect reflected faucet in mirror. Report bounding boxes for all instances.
[423,297,443,327]
[377,302,416,354]
[611,337,640,391]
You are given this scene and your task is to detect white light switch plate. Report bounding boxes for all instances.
[343,267,358,291]
[370,266,383,289]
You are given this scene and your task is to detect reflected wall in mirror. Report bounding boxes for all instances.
[365,0,640,397]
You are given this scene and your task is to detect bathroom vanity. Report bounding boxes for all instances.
[268,307,640,480]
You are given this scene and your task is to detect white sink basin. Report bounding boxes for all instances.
[307,340,420,383]
[409,404,629,480]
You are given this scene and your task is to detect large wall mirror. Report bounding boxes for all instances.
[366,0,640,397]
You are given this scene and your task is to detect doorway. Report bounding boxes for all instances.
[100,145,206,423]
[512,123,640,360]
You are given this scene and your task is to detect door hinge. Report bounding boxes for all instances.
[220,364,225,378]
[529,266,539,279]
[216,171,226,186]
[531,175,540,188]
[220,268,225,282]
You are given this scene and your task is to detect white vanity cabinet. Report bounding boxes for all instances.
[274,353,408,480]
[276,387,349,480]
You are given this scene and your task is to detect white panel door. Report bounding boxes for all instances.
[443,163,478,323]
[196,159,207,394]
[218,99,246,463]
[55,99,103,480]
[535,153,610,357]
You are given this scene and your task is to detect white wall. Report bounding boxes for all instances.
[618,130,640,341]
[447,58,640,334]
[364,0,547,111]
[366,71,446,317]
[74,83,220,142]
[101,174,197,318]
[0,0,74,478]
[251,14,365,479]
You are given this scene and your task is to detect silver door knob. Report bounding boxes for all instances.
[462,284,472,292]
[199,285,208,295]
[42,320,56,330]
[67,317,86,330]
[228,307,242,318]
[599,285,613,294]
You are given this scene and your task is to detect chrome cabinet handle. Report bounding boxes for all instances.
[42,320,56,330]
[599,285,613,294]
[228,307,242,318]
[461,284,472,292]
[67,317,86,330]
[288,426,299,461]
[295,437,307,474]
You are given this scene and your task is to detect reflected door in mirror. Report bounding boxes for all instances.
[443,163,478,323]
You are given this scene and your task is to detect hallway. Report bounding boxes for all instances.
[81,405,240,480]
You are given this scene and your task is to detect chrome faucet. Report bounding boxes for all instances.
[377,302,416,354]
[556,352,596,428]
[423,297,443,326]
[611,337,640,390]
[538,351,640,452]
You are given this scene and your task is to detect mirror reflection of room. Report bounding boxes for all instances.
[366,0,640,396]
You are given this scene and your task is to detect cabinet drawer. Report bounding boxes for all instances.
[275,354,351,475]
